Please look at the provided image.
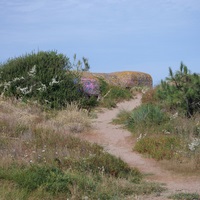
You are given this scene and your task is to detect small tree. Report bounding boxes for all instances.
[157,63,200,117]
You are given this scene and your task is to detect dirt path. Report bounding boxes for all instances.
[81,94,200,199]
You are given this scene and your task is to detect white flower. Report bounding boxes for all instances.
[162,130,171,134]
[170,112,178,120]
[188,138,200,151]
[17,86,32,94]
[37,83,46,91]
[13,77,24,81]
[28,65,36,77]
[49,77,59,86]
[137,133,147,141]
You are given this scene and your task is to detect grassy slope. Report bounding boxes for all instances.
[0,96,164,200]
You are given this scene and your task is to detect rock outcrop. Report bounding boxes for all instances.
[81,71,152,96]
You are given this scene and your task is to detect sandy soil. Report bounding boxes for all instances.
[80,94,200,199]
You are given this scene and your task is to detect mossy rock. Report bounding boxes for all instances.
[82,71,152,90]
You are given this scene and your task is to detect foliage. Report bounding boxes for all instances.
[134,135,181,160]
[72,53,90,72]
[99,78,132,108]
[128,103,168,130]
[157,63,200,117]
[0,95,167,199]
[63,149,142,183]
[141,87,159,104]
[112,109,131,125]
[168,192,200,200]
[0,165,95,194]
[0,51,96,109]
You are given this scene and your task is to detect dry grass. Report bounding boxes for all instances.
[0,96,166,199]
[0,97,91,167]
[53,102,91,133]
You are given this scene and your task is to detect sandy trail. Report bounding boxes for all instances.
[81,94,200,199]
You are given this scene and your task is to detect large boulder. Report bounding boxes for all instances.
[81,71,152,94]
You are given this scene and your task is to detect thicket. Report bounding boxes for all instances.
[157,63,200,117]
[0,51,96,109]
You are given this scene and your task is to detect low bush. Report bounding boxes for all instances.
[63,150,142,183]
[0,51,97,110]
[168,192,200,200]
[99,78,132,108]
[141,87,159,104]
[134,135,181,160]
[0,165,95,195]
[127,104,168,132]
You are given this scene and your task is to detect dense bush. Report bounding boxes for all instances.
[157,63,200,117]
[0,51,97,109]
[128,104,168,130]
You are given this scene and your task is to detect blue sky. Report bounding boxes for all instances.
[1,0,200,85]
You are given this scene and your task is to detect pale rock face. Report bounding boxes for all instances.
[81,71,152,96]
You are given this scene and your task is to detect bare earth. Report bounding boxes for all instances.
[81,94,200,199]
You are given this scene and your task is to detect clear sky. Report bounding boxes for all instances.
[1,0,200,85]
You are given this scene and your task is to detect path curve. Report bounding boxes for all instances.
[81,94,200,199]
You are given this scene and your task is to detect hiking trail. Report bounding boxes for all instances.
[80,94,200,199]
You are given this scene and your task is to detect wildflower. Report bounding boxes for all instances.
[37,83,46,92]
[49,77,59,86]
[17,86,32,94]
[13,77,25,81]
[162,129,171,134]
[28,65,36,77]
[170,112,178,120]
[188,138,200,151]
[137,133,147,141]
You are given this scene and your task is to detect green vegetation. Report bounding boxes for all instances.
[0,51,134,110]
[0,93,164,199]
[128,103,168,129]
[114,63,200,172]
[1,53,199,198]
[134,135,181,160]
[157,63,200,117]
[168,192,200,200]
[0,51,96,109]
[99,78,132,108]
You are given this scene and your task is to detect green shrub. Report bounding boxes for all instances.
[141,87,159,104]
[168,192,200,200]
[113,109,131,125]
[134,135,181,160]
[157,63,200,117]
[128,104,168,130]
[63,145,142,183]
[0,165,95,195]
[0,51,97,109]
[99,78,132,108]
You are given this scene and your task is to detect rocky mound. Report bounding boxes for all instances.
[81,71,152,96]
